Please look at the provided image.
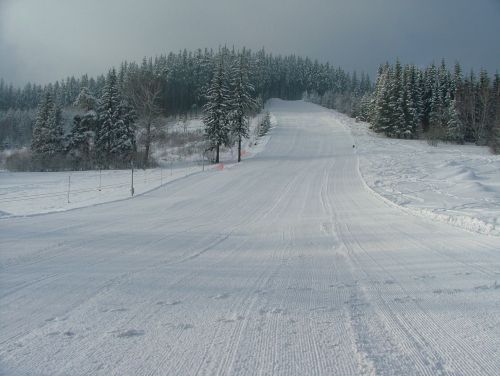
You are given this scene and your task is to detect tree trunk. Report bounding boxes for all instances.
[238,136,241,162]
[143,119,151,167]
[216,143,220,163]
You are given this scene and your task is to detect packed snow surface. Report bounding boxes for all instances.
[1,100,500,375]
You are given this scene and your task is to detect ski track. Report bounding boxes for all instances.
[1,100,500,375]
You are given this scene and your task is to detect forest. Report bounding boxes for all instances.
[0,48,498,171]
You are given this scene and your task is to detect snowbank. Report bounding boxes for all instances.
[333,111,500,236]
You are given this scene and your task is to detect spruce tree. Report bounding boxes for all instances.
[490,73,500,153]
[372,66,393,134]
[452,62,463,99]
[446,98,464,143]
[96,69,136,168]
[429,79,442,130]
[258,112,272,137]
[403,65,420,138]
[73,87,97,111]
[31,91,64,167]
[388,60,406,138]
[31,92,53,156]
[203,52,231,163]
[229,50,256,162]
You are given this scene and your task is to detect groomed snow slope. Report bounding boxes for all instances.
[1,100,500,375]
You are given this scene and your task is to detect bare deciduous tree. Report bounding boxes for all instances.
[124,64,163,167]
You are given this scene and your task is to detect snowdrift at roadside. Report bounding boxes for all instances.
[333,111,500,236]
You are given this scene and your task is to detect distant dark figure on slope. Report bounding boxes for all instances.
[353,144,355,148]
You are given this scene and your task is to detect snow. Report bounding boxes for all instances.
[1,100,500,375]
[336,113,500,236]
[0,113,272,217]
[0,167,202,217]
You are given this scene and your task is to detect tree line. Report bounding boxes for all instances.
[1,47,367,170]
[4,48,497,171]
[29,69,136,171]
[350,60,499,149]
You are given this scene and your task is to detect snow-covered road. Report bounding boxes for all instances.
[1,100,500,375]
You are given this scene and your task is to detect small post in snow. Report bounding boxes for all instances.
[67,175,71,204]
[98,168,102,191]
[131,161,135,197]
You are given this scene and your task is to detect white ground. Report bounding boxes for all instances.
[0,166,203,217]
[340,114,500,236]
[0,113,272,218]
[1,100,500,375]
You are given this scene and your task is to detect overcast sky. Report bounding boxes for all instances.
[1,0,499,85]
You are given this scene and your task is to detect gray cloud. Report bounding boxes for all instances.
[1,0,499,85]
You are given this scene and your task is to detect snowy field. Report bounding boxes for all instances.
[337,114,500,236]
[1,100,500,375]
[0,166,203,217]
[0,114,273,217]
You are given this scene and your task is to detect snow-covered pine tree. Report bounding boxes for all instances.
[31,91,64,167]
[112,98,136,161]
[73,87,97,112]
[31,91,53,156]
[438,59,451,105]
[399,65,415,138]
[229,50,256,162]
[372,65,393,134]
[446,98,464,143]
[388,60,406,138]
[451,62,463,100]
[258,112,271,137]
[45,101,64,155]
[422,63,437,131]
[203,52,231,163]
[69,88,98,169]
[411,66,425,134]
[490,73,500,153]
[357,93,372,122]
[96,70,120,166]
[476,69,493,145]
[68,114,95,169]
[429,79,442,130]
[96,69,136,168]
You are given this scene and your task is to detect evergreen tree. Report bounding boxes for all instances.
[68,114,96,169]
[490,73,500,153]
[388,60,406,138]
[73,87,97,111]
[399,65,414,138]
[31,92,52,155]
[68,87,98,169]
[203,52,231,163]
[372,66,393,135]
[258,112,272,137]
[96,69,136,168]
[446,99,464,143]
[429,79,442,130]
[451,62,463,99]
[31,91,64,167]
[229,50,256,162]
[476,69,493,145]
[422,63,437,131]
